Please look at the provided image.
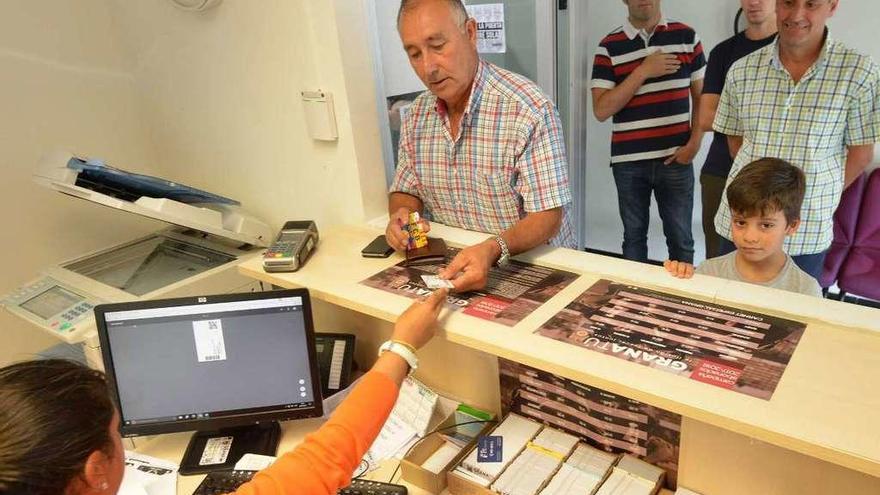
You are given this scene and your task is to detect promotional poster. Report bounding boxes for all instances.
[361,247,578,326]
[499,359,682,488]
[535,279,807,400]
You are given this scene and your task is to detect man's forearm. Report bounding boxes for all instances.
[593,69,648,122]
[727,135,743,159]
[844,144,874,188]
[688,106,705,147]
[698,94,720,133]
[388,192,423,216]
[499,208,564,255]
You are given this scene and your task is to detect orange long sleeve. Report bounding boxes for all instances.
[233,371,399,495]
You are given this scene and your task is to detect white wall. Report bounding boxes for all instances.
[375,0,425,97]
[107,0,388,233]
[0,0,161,365]
[581,0,880,261]
[1,0,389,364]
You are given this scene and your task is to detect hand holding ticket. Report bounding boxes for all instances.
[421,274,454,289]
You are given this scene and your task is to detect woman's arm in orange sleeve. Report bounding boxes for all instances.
[232,370,399,495]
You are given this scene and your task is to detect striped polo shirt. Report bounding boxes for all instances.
[591,18,706,164]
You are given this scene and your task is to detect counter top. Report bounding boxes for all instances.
[238,224,880,478]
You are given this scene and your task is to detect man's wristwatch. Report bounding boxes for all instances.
[493,236,510,267]
[378,340,418,374]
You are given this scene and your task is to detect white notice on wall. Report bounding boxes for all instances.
[193,319,227,363]
[466,3,506,54]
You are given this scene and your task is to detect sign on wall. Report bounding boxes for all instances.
[466,3,506,54]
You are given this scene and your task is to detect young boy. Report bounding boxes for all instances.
[664,158,822,297]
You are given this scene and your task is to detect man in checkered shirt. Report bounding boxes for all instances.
[386,0,574,292]
[714,0,880,281]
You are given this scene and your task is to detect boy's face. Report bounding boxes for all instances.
[730,209,799,263]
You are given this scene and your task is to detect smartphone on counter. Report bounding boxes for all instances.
[361,235,394,258]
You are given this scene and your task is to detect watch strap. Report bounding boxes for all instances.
[379,340,418,373]
[494,236,510,266]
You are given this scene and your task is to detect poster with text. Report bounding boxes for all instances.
[360,247,578,327]
[535,279,807,400]
[465,3,506,53]
[500,358,682,488]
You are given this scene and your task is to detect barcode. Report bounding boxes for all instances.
[204,355,221,361]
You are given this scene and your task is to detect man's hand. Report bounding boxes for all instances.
[438,240,500,292]
[385,207,430,252]
[664,260,695,279]
[391,288,448,350]
[664,139,700,165]
[635,52,681,80]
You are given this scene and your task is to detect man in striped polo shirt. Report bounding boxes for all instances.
[386,0,574,292]
[591,0,706,264]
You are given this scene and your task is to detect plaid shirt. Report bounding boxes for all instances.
[391,60,575,247]
[714,34,880,255]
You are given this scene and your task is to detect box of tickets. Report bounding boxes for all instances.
[540,443,618,495]
[491,428,579,495]
[447,413,544,495]
[401,403,495,494]
[593,455,665,495]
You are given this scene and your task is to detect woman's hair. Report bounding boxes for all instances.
[0,359,115,494]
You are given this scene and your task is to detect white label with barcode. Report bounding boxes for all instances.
[199,436,233,465]
[193,319,227,363]
[328,340,346,390]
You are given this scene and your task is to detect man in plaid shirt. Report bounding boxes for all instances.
[386,0,574,292]
[714,0,880,280]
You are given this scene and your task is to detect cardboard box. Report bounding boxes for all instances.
[446,414,543,495]
[400,399,495,494]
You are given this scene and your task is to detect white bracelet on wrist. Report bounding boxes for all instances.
[378,340,418,374]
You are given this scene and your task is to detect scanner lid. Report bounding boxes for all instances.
[34,152,272,248]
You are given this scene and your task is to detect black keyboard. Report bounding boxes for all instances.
[339,479,408,494]
[192,470,257,494]
[192,470,408,495]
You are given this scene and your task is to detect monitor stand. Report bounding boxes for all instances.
[178,422,281,475]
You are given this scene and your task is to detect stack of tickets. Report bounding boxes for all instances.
[491,429,579,495]
[454,414,542,487]
[540,443,618,495]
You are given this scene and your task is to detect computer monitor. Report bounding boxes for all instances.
[95,289,323,474]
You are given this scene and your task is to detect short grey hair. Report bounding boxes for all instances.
[397,0,469,29]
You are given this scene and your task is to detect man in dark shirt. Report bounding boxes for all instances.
[698,0,777,259]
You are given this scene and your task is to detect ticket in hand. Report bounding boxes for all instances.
[421,275,454,289]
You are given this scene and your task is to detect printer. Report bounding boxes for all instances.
[2,152,273,368]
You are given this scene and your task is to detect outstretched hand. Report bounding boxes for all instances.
[391,288,448,350]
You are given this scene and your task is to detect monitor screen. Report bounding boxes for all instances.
[95,289,323,437]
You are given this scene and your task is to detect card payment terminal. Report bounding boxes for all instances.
[263,221,319,272]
